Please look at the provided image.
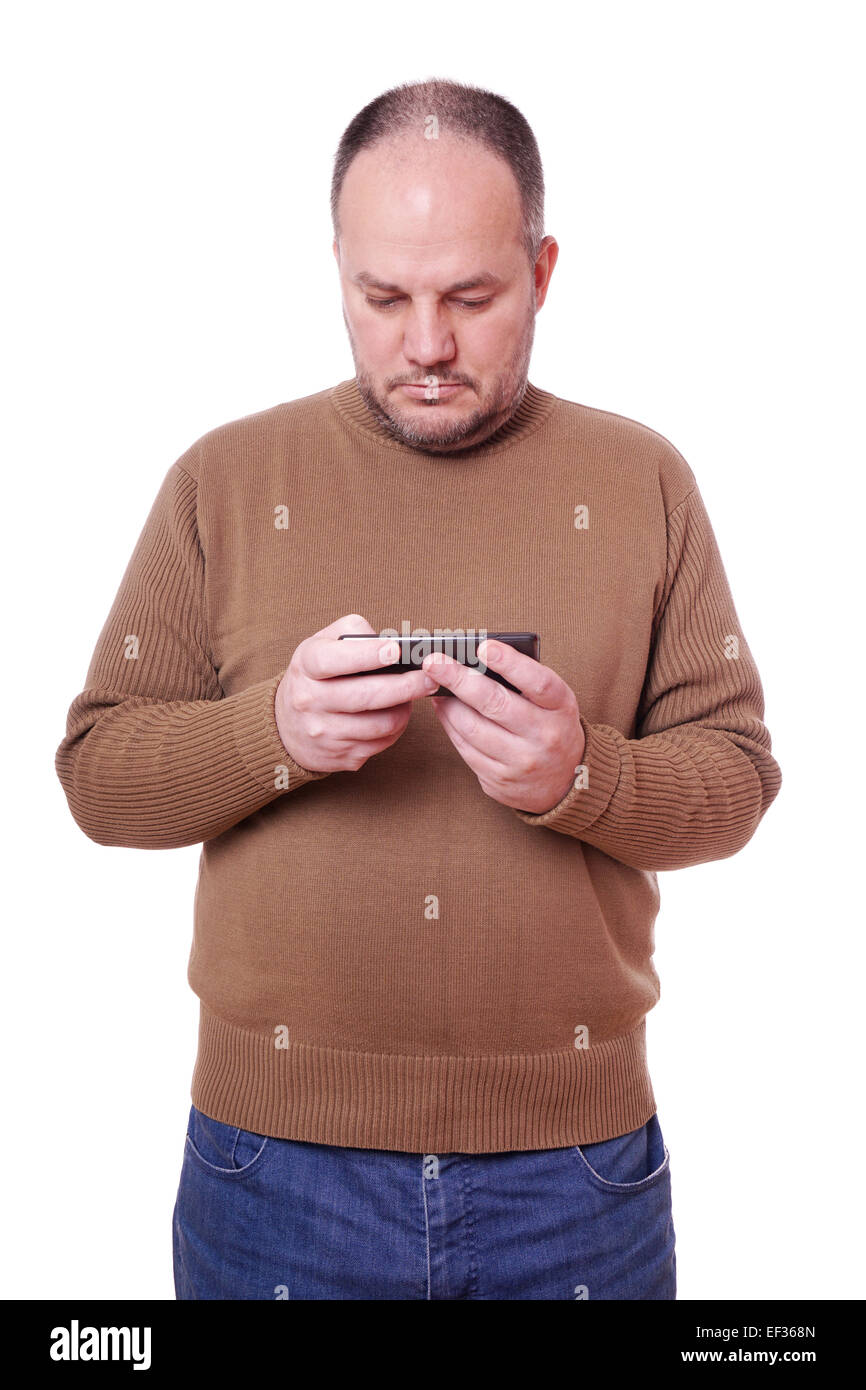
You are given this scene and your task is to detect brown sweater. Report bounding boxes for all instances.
[55,379,782,1152]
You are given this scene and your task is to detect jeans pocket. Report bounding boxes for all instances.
[571,1112,670,1194]
[184,1104,270,1179]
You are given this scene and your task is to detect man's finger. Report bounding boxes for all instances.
[311,667,436,713]
[477,639,568,711]
[422,641,566,724]
[420,649,526,730]
[305,627,401,682]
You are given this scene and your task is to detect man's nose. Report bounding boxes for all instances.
[401,309,456,368]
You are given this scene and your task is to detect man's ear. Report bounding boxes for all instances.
[332,238,340,266]
[533,235,558,311]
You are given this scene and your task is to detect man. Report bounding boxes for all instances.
[55,78,782,1300]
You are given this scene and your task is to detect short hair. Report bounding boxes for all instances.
[331,77,545,267]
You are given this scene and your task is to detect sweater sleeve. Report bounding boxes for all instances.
[55,457,329,849]
[512,484,782,870]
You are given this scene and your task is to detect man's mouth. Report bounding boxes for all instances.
[400,383,465,398]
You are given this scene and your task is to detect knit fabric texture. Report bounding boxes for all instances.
[55,379,782,1152]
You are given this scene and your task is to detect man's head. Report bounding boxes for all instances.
[331,79,558,453]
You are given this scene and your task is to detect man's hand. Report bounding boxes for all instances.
[276,613,437,773]
[424,638,586,814]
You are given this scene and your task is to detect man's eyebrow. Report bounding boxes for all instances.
[351,270,503,293]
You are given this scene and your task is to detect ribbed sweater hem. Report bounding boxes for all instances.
[190,1004,656,1153]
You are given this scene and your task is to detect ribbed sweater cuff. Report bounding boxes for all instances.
[233,671,332,794]
[513,717,621,832]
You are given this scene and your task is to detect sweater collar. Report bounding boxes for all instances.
[329,377,558,457]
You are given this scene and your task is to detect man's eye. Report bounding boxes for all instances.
[364,296,493,310]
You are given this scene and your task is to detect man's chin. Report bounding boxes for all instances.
[355,377,503,451]
[384,410,489,451]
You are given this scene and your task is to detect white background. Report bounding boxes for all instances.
[2,0,863,1301]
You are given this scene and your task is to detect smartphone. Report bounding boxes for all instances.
[337,632,540,695]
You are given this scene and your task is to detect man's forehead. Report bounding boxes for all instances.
[348,131,505,175]
[336,138,525,280]
[339,137,522,223]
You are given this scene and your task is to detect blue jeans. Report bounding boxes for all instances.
[173,1103,675,1299]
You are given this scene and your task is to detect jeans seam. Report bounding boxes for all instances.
[572,1140,670,1192]
[458,1162,481,1299]
[184,1132,269,1178]
[421,1158,433,1301]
